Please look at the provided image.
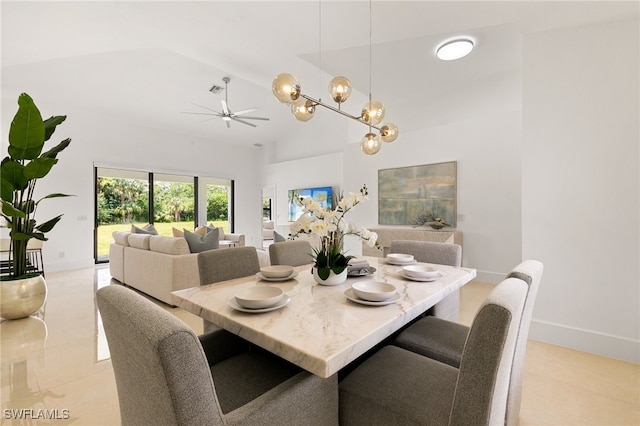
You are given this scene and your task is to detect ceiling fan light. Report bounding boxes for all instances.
[272,73,301,104]
[291,98,315,122]
[380,123,399,143]
[361,100,385,125]
[361,132,381,155]
[436,38,474,61]
[328,76,353,104]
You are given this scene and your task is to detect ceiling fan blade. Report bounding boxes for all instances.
[236,116,270,121]
[232,117,257,127]
[181,111,223,117]
[233,107,258,116]
[221,100,230,115]
[189,102,221,114]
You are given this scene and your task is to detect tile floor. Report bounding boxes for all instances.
[1,266,638,425]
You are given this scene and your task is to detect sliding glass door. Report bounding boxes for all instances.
[94,167,232,263]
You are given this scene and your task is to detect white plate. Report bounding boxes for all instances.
[256,271,299,282]
[344,289,401,306]
[228,294,291,313]
[398,270,444,282]
[347,266,377,277]
[385,259,417,266]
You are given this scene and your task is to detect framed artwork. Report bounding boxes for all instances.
[288,186,333,221]
[378,161,457,226]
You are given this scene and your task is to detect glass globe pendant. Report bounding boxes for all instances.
[380,123,399,142]
[328,76,352,104]
[361,132,381,155]
[272,73,301,104]
[291,98,316,122]
[361,100,385,125]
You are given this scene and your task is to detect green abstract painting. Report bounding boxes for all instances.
[378,161,457,226]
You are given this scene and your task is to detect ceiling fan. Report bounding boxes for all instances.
[183,77,270,128]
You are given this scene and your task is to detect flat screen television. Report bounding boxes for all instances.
[288,186,333,221]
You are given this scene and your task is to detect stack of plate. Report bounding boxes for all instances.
[385,253,415,265]
[256,265,298,281]
[229,286,290,313]
[345,281,400,306]
[400,264,444,282]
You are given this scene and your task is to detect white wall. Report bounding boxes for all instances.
[341,110,523,281]
[522,18,639,363]
[1,97,264,272]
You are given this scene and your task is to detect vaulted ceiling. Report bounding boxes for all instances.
[2,1,637,149]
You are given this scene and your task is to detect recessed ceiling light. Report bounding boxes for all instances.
[436,38,475,61]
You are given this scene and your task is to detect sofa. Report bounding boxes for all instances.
[109,230,265,305]
[262,220,275,240]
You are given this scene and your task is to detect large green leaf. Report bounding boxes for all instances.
[8,93,45,160]
[0,160,27,192]
[35,215,62,233]
[1,200,26,218]
[0,177,14,202]
[43,115,66,142]
[23,157,57,180]
[40,138,71,159]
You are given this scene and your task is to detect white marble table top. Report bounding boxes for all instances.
[171,256,476,378]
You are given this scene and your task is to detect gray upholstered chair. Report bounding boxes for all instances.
[389,240,462,321]
[269,240,314,267]
[339,276,528,426]
[393,259,543,426]
[97,284,338,426]
[197,246,261,333]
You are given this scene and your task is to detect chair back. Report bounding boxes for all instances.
[389,240,462,266]
[96,285,224,425]
[503,260,544,425]
[269,240,314,267]
[197,246,261,285]
[449,277,528,426]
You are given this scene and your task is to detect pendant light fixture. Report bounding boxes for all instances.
[272,0,398,155]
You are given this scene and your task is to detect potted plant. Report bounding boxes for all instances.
[289,185,379,285]
[0,93,72,319]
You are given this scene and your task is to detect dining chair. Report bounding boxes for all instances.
[269,240,314,267]
[197,246,261,333]
[389,240,462,321]
[393,259,544,426]
[97,285,338,426]
[339,276,528,426]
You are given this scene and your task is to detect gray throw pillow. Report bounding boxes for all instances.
[205,225,221,239]
[183,228,220,253]
[132,224,158,235]
[274,231,286,242]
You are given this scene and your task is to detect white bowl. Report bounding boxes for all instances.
[402,265,440,279]
[351,281,397,302]
[260,265,294,278]
[235,286,284,309]
[386,253,415,264]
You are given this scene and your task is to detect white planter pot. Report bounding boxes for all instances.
[0,275,47,320]
[312,268,348,286]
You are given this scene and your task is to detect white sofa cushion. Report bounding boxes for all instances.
[128,234,152,250]
[112,231,131,246]
[150,235,190,255]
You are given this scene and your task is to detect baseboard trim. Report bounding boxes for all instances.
[530,319,640,364]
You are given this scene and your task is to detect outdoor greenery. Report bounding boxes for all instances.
[97,178,229,225]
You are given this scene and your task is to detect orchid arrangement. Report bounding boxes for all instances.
[290,185,379,279]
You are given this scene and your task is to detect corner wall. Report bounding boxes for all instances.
[522,18,640,362]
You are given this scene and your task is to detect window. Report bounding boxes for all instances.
[94,167,232,263]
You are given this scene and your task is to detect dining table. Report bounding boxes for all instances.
[171,255,476,378]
